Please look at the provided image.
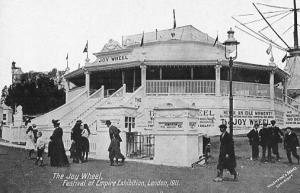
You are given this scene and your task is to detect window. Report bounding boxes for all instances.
[125,116,135,132]
[3,114,6,121]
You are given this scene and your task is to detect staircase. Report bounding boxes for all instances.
[32,89,89,126]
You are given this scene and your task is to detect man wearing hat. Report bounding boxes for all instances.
[269,120,283,161]
[105,120,125,164]
[247,123,260,160]
[214,124,237,182]
[259,122,272,162]
[284,127,300,164]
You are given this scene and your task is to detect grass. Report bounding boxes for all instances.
[0,136,299,193]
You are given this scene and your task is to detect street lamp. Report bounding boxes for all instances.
[223,28,240,137]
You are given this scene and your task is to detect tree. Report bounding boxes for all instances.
[1,85,8,104]
[4,71,65,115]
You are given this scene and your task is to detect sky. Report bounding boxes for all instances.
[0,0,297,90]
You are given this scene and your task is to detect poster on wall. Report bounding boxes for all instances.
[220,109,275,131]
[285,110,300,127]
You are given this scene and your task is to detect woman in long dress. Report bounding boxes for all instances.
[48,119,69,167]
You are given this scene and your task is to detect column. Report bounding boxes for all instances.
[191,67,194,80]
[269,70,275,109]
[215,64,221,96]
[85,70,90,96]
[64,79,70,103]
[122,71,125,85]
[159,67,162,80]
[283,77,288,103]
[133,69,136,91]
[140,64,147,88]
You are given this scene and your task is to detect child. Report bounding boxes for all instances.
[108,134,121,166]
[35,131,46,166]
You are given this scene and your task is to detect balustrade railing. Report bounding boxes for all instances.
[220,81,270,98]
[146,80,215,95]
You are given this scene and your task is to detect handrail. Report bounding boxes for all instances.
[32,89,88,124]
[123,86,144,104]
[285,95,300,110]
[110,84,126,98]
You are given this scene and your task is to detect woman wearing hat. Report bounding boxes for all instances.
[214,124,238,182]
[48,119,69,167]
[70,120,84,163]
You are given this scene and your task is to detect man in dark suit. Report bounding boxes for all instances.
[269,120,283,161]
[106,120,125,164]
[247,123,260,160]
[259,122,273,162]
[214,124,238,182]
[284,127,300,164]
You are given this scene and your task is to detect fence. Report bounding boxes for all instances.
[146,80,215,95]
[126,132,154,159]
[220,81,270,98]
[1,125,97,154]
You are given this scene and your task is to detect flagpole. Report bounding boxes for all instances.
[87,40,89,60]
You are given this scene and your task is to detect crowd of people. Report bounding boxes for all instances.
[247,120,299,164]
[24,119,125,167]
[214,120,300,182]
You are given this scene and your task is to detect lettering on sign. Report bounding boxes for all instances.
[220,110,274,130]
[158,122,183,129]
[285,111,300,126]
[198,109,215,128]
[98,55,128,63]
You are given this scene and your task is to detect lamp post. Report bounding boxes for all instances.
[223,28,240,137]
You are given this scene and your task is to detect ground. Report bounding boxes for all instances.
[0,136,299,193]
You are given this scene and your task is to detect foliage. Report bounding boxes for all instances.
[3,70,65,115]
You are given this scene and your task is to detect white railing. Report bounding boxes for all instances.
[63,86,105,126]
[146,80,215,95]
[220,81,270,98]
[2,125,27,143]
[68,86,86,101]
[286,95,300,110]
[1,125,97,154]
[32,89,88,125]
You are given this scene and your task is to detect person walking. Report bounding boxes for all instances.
[269,120,283,161]
[81,123,91,162]
[105,120,125,164]
[247,123,260,160]
[48,119,69,167]
[71,120,84,163]
[108,134,121,166]
[284,127,300,165]
[259,123,273,162]
[214,124,238,182]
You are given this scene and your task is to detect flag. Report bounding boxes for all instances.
[266,44,272,55]
[213,35,218,47]
[66,53,68,60]
[83,41,88,53]
[173,9,176,29]
[140,32,144,47]
[282,53,287,63]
